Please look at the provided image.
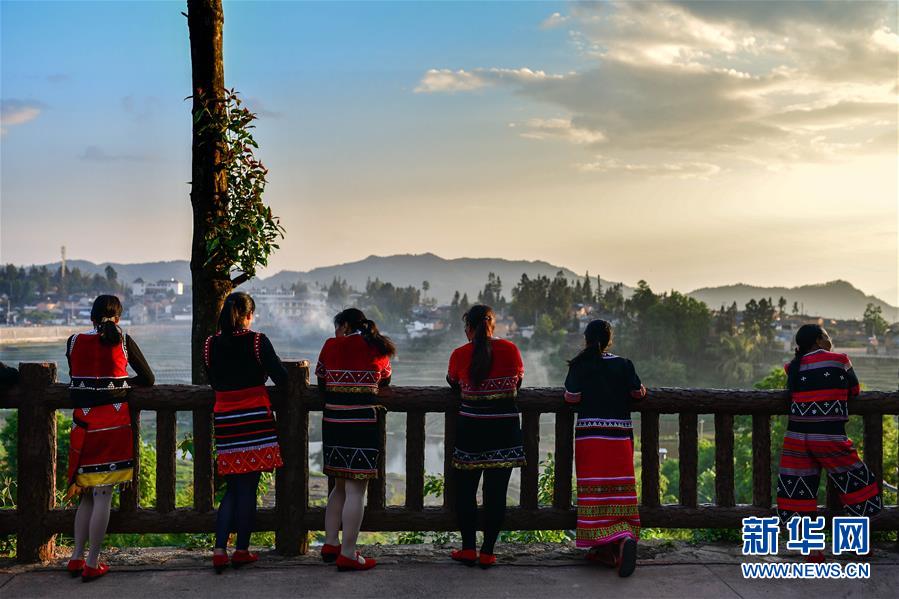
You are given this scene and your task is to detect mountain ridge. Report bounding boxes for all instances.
[18,255,897,321]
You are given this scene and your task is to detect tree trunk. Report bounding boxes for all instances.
[187,0,230,384]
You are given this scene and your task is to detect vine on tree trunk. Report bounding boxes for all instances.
[192,88,285,286]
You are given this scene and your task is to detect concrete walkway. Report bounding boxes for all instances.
[3,562,899,598]
[2,543,898,598]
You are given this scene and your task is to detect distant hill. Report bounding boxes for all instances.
[34,260,192,285]
[253,253,628,304]
[20,257,896,321]
[688,280,898,321]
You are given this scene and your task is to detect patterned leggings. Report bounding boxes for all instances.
[776,429,881,524]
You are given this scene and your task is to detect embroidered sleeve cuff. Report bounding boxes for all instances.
[630,385,647,399]
[564,389,582,404]
[314,361,327,378]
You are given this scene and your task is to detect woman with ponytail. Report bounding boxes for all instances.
[316,308,394,571]
[65,295,155,581]
[776,324,881,562]
[563,320,645,577]
[446,304,525,568]
[204,292,287,573]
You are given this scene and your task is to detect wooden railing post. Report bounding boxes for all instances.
[678,413,698,507]
[640,412,660,507]
[520,411,540,509]
[276,361,309,555]
[16,362,57,563]
[192,405,214,513]
[119,407,141,511]
[552,409,574,510]
[714,414,735,507]
[367,409,388,510]
[155,410,177,513]
[405,411,426,511]
[751,414,772,508]
[443,409,457,509]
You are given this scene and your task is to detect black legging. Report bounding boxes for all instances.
[455,468,513,554]
[215,471,261,551]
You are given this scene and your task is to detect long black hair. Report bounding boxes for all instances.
[91,295,123,346]
[787,323,826,391]
[217,292,256,334]
[334,308,396,357]
[569,319,612,366]
[464,304,495,386]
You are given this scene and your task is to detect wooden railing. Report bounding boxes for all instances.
[1,361,897,563]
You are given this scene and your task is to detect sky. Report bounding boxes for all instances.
[1,1,897,302]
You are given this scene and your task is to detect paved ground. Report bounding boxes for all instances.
[2,542,898,598]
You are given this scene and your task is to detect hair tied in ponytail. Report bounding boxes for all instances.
[569,319,612,366]
[91,295,124,346]
[787,323,825,392]
[334,309,396,357]
[464,304,496,386]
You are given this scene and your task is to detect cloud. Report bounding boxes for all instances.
[515,117,606,145]
[0,99,44,134]
[414,67,564,93]
[79,146,151,162]
[576,155,722,180]
[415,1,898,175]
[541,12,569,29]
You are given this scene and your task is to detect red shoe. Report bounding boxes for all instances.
[67,559,85,577]
[478,552,497,569]
[586,546,616,568]
[451,548,477,566]
[212,553,230,574]
[81,563,109,582]
[231,550,258,568]
[617,538,637,578]
[321,543,341,563]
[336,552,377,572]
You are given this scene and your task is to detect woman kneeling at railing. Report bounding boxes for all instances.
[564,319,646,578]
[205,292,288,573]
[65,295,155,582]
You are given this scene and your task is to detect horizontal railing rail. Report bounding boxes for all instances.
[1,361,897,563]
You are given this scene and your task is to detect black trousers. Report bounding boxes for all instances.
[215,471,261,550]
[455,467,513,554]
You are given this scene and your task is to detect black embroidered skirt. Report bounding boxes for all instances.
[322,397,380,480]
[452,399,526,470]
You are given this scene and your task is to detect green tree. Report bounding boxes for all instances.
[326,277,351,308]
[187,0,285,382]
[862,303,888,337]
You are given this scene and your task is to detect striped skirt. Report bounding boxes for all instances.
[66,402,134,498]
[213,386,283,476]
[574,418,640,548]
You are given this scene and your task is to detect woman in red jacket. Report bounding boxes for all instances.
[65,295,155,581]
[316,308,395,571]
[447,304,525,568]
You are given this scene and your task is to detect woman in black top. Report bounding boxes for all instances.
[203,292,288,572]
[563,319,645,577]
